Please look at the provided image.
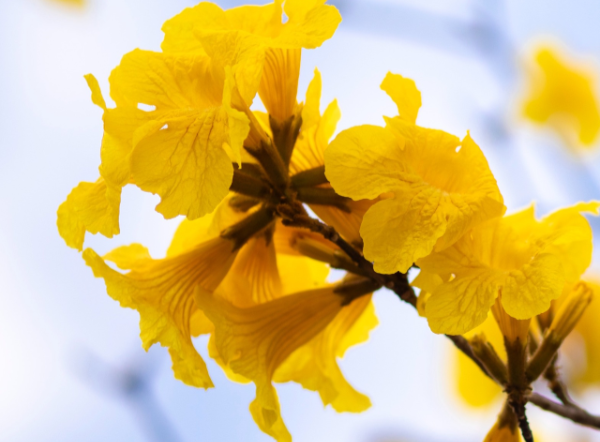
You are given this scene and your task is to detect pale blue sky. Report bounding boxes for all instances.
[1,1,600,441]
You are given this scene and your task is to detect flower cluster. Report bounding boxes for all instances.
[58,1,599,441]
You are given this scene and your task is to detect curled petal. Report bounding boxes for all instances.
[84,237,237,388]
[57,178,121,250]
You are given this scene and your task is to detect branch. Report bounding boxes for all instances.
[281,211,492,379]
[281,203,600,435]
[529,393,600,429]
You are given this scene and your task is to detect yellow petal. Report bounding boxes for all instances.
[418,202,596,334]
[501,253,565,320]
[103,243,151,270]
[84,237,238,388]
[109,49,249,219]
[382,122,505,252]
[57,178,121,251]
[257,48,301,122]
[277,252,329,296]
[536,201,600,282]
[456,349,503,409]
[523,45,600,148]
[131,114,234,219]
[101,107,151,188]
[84,74,107,110]
[275,295,376,413]
[325,124,413,200]
[327,121,503,273]
[425,269,502,335]
[278,0,342,49]
[216,234,283,307]
[290,69,341,174]
[361,186,447,274]
[162,0,340,107]
[380,72,421,123]
[196,285,346,441]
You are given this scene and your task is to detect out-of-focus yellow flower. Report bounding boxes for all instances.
[558,279,600,387]
[523,45,600,148]
[325,72,505,274]
[50,0,84,7]
[162,0,341,122]
[415,202,599,335]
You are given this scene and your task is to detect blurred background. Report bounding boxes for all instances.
[1,0,600,441]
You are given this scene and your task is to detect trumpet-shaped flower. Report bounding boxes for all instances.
[197,275,375,442]
[198,212,376,440]
[325,72,505,273]
[523,45,600,148]
[415,202,599,335]
[162,0,341,121]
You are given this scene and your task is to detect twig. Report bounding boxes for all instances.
[508,392,534,442]
[529,393,600,429]
[543,357,577,407]
[281,211,491,378]
[281,205,600,433]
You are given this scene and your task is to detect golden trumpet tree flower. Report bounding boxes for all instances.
[523,45,600,149]
[415,202,599,335]
[325,72,505,274]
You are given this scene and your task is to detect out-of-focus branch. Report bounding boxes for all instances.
[529,393,600,429]
[72,347,183,442]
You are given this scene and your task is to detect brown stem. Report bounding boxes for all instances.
[544,358,577,407]
[281,207,600,433]
[281,211,492,378]
[508,395,534,442]
[529,393,600,429]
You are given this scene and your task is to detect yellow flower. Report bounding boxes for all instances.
[85,189,377,440]
[197,275,376,442]
[325,72,505,273]
[523,45,600,148]
[415,202,599,335]
[162,0,342,121]
[198,211,376,440]
[58,59,250,248]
